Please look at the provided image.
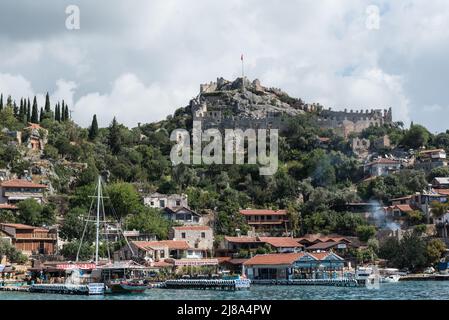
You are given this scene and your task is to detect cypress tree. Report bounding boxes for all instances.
[108,117,122,154]
[0,94,3,111]
[65,104,70,120]
[55,103,60,122]
[45,92,51,112]
[13,101,18,118]
[27,98,31,122]
[61,101,65,121]
[19,98,24,118]
[88,114,99,140]
[31,96,39,123]
[39,107,44,123]
[6,95,12,107]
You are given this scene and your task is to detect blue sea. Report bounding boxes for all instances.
[0,281,448,300]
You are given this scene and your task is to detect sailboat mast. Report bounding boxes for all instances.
[95,175,101,265]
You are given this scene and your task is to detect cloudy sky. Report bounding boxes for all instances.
[0,0,448,132]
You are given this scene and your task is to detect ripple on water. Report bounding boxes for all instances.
[1,281,448,300]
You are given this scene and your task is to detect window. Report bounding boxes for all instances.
[181,232,186,239]
[201,232,206,238]
[160,250,165,258]
[176,200,181,206]
[150,201,154,206]
[159,200,165,207]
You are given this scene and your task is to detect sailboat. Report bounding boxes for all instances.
[76,175,148,294]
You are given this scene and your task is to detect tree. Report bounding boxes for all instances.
[44,92,51,112]
[0,210,16,223]
[17,199,43,226]
[88,114,99,140]
[0,93,3,111]
[401,124,430,149]
[406,210,425,226]
[61,241,93,261]
[0,239,27,264]
[108,117,122,154]
[60,207,94,242]
[31,96,39,123]
[61,101,66,121]
[431,201,449,219]
[356,225,377,242]
[39,107,44,123]
[26,98,31,122]
[105,182,142,220]
[55,103,61,122]
[426,239,446,266]
[125,207,170,240]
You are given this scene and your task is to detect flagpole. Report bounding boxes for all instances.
[241,54,244,78]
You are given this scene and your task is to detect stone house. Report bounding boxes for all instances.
[364,158,401,177]
[169,226,214,254]
[143,192,188,209]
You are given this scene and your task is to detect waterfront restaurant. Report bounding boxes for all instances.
[243,252,345,281]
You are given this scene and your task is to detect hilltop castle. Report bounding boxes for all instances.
[190,77,393,137]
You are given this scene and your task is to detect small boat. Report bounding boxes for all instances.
[381,274,401,283]
[106,280,147,294]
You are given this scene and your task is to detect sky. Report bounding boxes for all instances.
[0,0,448,132]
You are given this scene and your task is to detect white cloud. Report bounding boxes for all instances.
[73,73,195,127]
[2,1,449,131]
[0,73,35,99]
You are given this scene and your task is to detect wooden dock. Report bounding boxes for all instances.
[252,278,359,287]
[29,284,91,295]
[163,279,251,291]
[0,285,30,292]
[400,274,449,281]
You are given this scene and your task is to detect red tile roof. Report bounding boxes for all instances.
[133,240,190,250]
[243,253,303,266]
[0,223,49,232]
[366,158,400,166]
[387,204,414,212]
[257,237,303,248]
[436,189,449,196]
[224,236,258,243]
[1,179,47,188]
[0,203,18,210]
[309,252,331,260]
[240,209,287,216]
[172,226,211,231]
[1,223,38,230]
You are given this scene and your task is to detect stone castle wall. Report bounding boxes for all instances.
[192,80,393,135]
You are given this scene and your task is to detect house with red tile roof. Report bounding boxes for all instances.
[0,179,47,204]
[243,252,345,280]
[240,209,289,235]
[114,240,197,262]
[219,236,303,256]
[364,158,401,177]
[0,223,57,256]
[416,149,448,171]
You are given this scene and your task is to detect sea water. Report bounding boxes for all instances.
[0,281,447,300]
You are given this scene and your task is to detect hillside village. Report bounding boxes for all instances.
[1,77,449,283]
